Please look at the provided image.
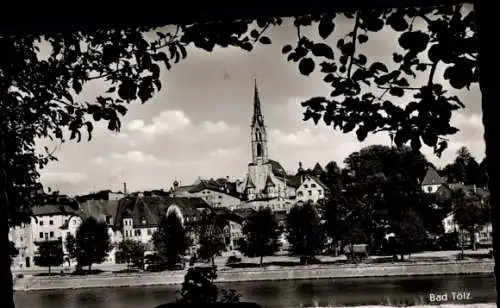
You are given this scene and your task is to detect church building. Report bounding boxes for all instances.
[237,81,301,203]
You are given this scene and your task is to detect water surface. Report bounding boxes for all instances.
[15,274,495,308]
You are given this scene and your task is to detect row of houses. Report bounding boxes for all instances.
[420,166,492,246]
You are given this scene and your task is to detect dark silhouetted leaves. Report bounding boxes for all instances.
[311,43,334,59]
[299,58,315,76]
[422,133,438,147]
[282,45,293,54]
[358,34,368,44]
[356,127,368,141]
[318,16,335,39]
[387,14,409,32]
[72,80,82,94]
[389,87,405,97]
[398,31,430,53]
[259,36,272,45]
[370,62,388,73]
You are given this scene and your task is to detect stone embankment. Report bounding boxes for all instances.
[14,260,494,292]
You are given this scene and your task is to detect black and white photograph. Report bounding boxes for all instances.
[3,2,496,308]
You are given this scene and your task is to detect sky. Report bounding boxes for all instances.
[36,10,484,196]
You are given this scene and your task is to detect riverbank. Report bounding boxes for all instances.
[312,305,495,308]
[14,260,493,292]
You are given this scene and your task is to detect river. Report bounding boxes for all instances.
[14,274,496,308]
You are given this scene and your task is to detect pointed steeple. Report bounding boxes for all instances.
[252,79,264,126]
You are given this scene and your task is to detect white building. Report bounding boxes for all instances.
[295,174,329,204]
[421,166,446,193]
[9,223,34,268]
[172,177,241,209]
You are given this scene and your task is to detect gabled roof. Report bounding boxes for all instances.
[265,174,275,187]
[245,176,255,188]
[32,204,80,217]
[113,196,211,229]
[79,199,119,222]
[301,174,329,191]
[421,166,446,186]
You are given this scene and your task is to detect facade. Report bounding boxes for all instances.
[113,195,212,254]
[237,81,301,203]
[172,177,241,208]
[421,166,446,193]
[295,174,329,204]
[9,223,34,268]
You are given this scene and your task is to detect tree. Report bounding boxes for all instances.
[65,233,76,266]
[390,210,428,260]
[153,211,190,266]
[73,217,111,271]
[34,240,64,274]
[9,241,18,266]
[240,207,281,266]
[441,147,482,185]
[286,203,325,263]
[116,239,146,270]
[178,266,241,305]
[195,211,226,268]
[453,189,489,252]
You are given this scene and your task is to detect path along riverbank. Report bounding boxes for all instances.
[14,260,494,292]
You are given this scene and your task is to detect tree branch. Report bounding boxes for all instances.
[347,12,360,80]
[428,61,438,85]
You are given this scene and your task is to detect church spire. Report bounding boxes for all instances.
[252,79,264,126]
[250,79,268,164]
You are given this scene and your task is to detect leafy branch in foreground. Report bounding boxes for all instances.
[281,5,477,157]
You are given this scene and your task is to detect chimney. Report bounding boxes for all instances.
[123,182,128,195]
[473,184,477,193]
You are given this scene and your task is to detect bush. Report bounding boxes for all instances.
[226,256,242,264]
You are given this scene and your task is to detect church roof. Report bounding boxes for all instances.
[265,174,275,187]
[269,159,287,178]
[421,166,446,186]
[245,175,255,188]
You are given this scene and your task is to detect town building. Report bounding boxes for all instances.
[172,177,241,208]
[9,223,34,269]
[421,166,446,193]
[295,174,329,204]
[236,80,302,209]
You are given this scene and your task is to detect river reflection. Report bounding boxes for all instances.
[15,274,496,308]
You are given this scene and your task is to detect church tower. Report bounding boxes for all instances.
[251,79,268,165]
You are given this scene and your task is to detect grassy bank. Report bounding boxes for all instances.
[14,260,494,292]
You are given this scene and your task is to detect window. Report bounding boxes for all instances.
[304,184,308,188]
[308,190,312,196]
[39,220,43,226]
[298,192,303,197]
[318,190,322,195]
[135,229,141,237]
[39,232,43,239]
[49,220,53,225]
[147,229,152,235]
[427,186,432,193]
[49,231,54,238]
[311,183,316,188]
